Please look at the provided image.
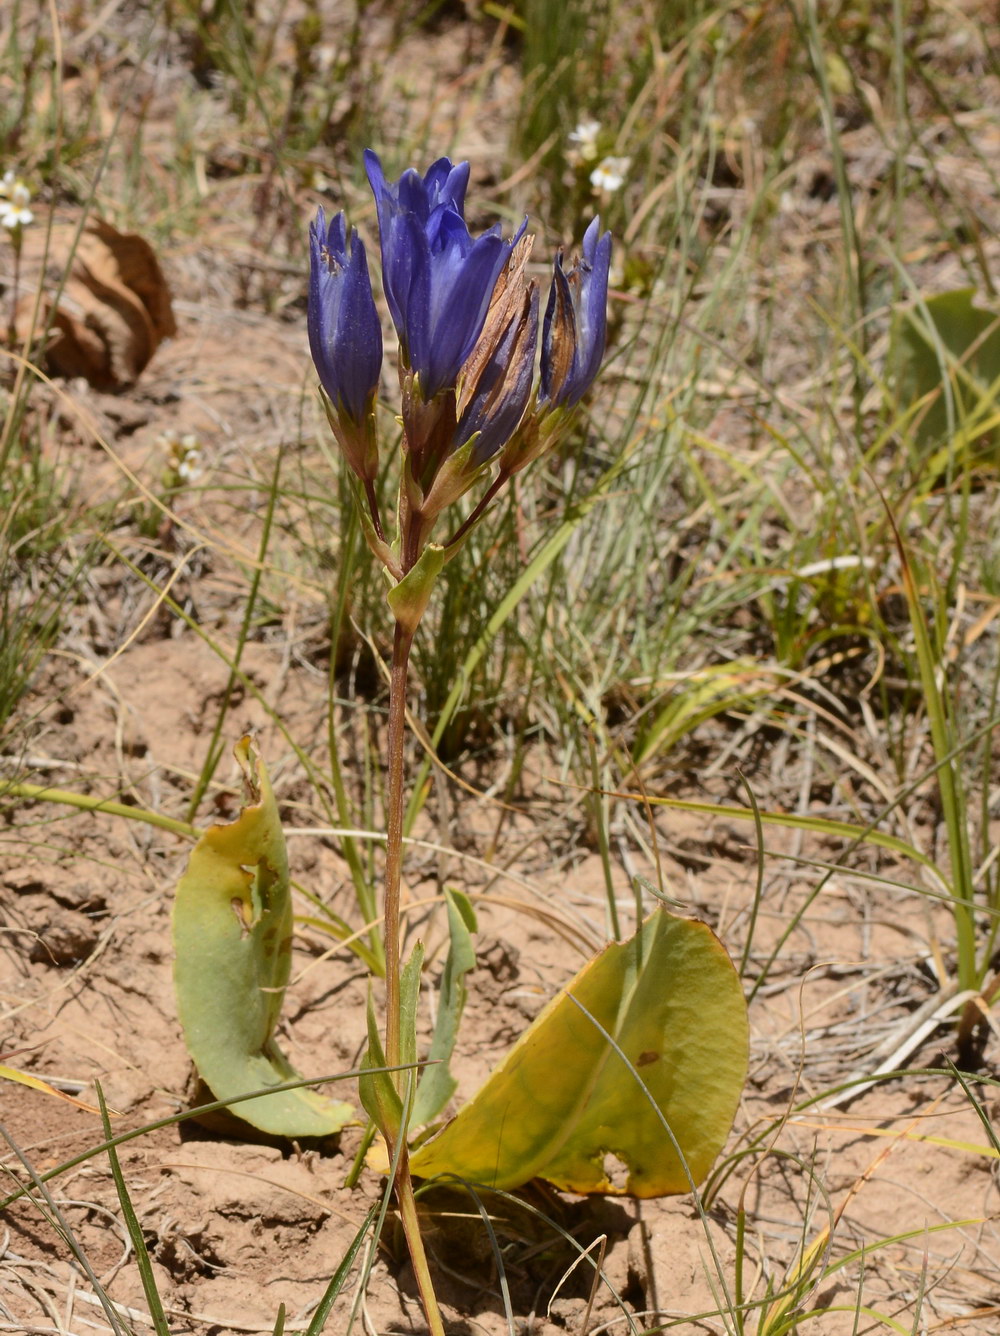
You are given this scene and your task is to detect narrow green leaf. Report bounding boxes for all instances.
[633,793,939,875]
[97,1083,171,1336]
[404,467,620,834]
[399,940,425,1078]
[305,1203,379,1336]
[410,906,747,1196]
[359,942,426,1136]
[0,1063,101,1113]
[359,991,403,1137]
[634,659,772,765]
[173,736,352,1137]
[412,890,477,1126]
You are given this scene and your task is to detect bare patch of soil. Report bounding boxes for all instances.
[4,4,1000,1334]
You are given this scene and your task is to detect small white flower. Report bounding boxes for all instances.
[159,430,204,484]
[177,453,203,483]
[568,119,602,161]
[0,175,32,229]
[590,155,630,194]
[0,201,33,230]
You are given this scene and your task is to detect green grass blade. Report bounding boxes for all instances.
[404,460,624,834]
[97,1082,172,1336]
[186,426,284,823]
[0,1120,129,1336]
[304,1203,378,1336]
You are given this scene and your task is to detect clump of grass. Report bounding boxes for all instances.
[0,399,103,771]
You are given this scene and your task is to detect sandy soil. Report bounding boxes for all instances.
[3,586,997,1333]
[4,4,1000,1334]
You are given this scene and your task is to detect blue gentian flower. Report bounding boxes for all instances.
[540,216,612,409]
[308,208,383,427]
[365,149,514,399]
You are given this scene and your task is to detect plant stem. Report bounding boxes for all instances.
[394,1152,444,1336]
[444,468,509,551]
[384,619,414,1074]
[4,781,197,839]
[381,617,445,1336]
[900,557,978,990]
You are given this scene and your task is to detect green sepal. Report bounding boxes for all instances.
[387,545,447,635]
[498,401,556,476]
[346,473,399,576]
[420,435,490,517]
[319,385,380,487]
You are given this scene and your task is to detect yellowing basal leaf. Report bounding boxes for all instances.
[173,736,352,1137]
[410,906,747,1196]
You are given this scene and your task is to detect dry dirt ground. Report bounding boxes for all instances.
[5,619,1000,1336]
[4,4,1000,1335]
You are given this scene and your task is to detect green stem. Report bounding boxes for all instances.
[394,1150,444,1336]
[381,619,444,1336]
[5,782,197,839]
[384,620,413,1073]
[328,504,385,975]
[186,441,282,824]
[903,565,978,991]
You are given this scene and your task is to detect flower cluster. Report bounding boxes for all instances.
[0,170,33,232]
[565,123,631,196]
[308,150,611,619]
[158,430,203,487]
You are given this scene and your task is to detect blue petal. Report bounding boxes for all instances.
[398,167,433,220]
[365,150,529,396]
[337,234,383,423]
[539,258,576,404]
[575,224,612,395]
[307,207,382,424]
[421,232,508,397]
[381,208,427,342]
[423,157,470,215]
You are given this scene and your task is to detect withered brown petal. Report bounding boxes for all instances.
[458,233,534,416]
[544,267,577,403]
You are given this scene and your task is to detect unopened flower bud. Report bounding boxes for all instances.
[308,208,383,481]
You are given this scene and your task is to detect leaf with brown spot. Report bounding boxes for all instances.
[173,736,352,1138]
[410,906,748,1197]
